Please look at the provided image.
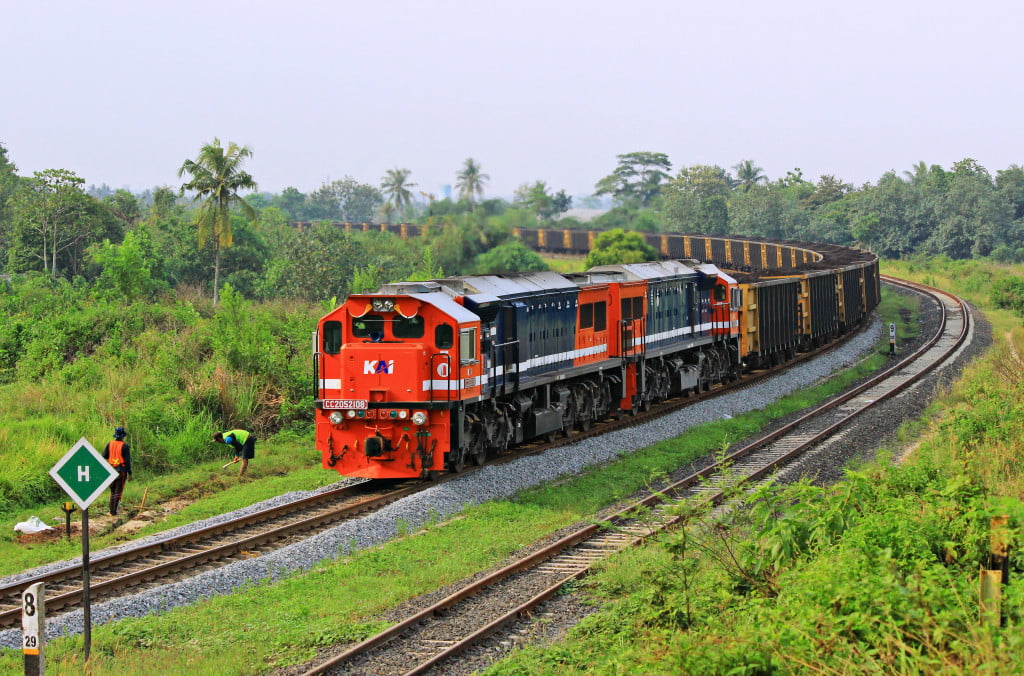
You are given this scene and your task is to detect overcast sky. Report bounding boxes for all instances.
[2,1,1021,201]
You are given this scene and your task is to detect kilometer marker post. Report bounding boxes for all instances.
[22,582,44,676]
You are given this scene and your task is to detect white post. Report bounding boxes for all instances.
[22,582,45,675]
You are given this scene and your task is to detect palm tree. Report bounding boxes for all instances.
[178,138,257,304]
[380,168,417,219]
[455,158,490,207]
[733,160,766,192]
[903,161,930,185]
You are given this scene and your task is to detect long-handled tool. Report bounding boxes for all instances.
[221,458,239,469]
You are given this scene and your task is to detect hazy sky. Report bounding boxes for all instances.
[2,1,1021,200]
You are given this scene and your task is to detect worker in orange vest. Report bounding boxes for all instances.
[102,427,132,516]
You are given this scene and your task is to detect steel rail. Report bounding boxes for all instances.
[298,278,970,675]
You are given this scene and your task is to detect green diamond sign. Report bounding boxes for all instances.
[49,438,118,510]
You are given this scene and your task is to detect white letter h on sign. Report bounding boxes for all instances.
[78,466,90,482]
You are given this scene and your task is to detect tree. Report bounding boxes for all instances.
[801,174,851,210]
[733,160,766,192]
[996,164,1024,220]
[0,143,22,266]
[729,186,800,240]
[104,189,142,229]
[307,177,383,223]
[926,159,1009,259]
[89,228,167,300]
[275,187,307,220]
[455,158,489,207]
[473,240,548,274]
[594,152,672,207]
[381,168,418,218]
[177,138,258,304]
[513,181,572,222]
[658,164,732,234]
[8,169,96,276]
[584,229,658,267]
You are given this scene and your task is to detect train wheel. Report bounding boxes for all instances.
[427,470,443,481]
[447,457,464,473]
[471,448,487,466]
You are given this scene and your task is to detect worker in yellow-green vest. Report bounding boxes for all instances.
[214,428,256,475]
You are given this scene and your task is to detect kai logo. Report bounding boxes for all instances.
[364,359,395,375]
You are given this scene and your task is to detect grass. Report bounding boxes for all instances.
[484,260,1024,675]
[0,291,908,675]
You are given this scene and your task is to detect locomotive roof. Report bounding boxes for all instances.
[407,292,481,324]
[437,271,578,300]
[692,262,736,284]
[587,259,701,282]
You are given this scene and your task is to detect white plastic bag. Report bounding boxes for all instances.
[14,516,54,534]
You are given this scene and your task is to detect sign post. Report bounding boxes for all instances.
[889,322,896,355]
[22,582,45,676]
[48,438,118,661]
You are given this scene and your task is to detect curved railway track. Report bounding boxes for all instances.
[0,277,954,646]
[294,277,970,675]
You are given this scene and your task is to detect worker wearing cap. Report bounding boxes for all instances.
[102,427,132,516]
[213,428,256,475]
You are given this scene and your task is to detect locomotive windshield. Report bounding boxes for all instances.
[393,315,425,338]
[352,315,384,339]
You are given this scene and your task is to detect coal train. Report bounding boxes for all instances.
[313,232,879,480]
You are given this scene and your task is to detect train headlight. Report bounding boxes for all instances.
[346,410,358,419]
[411,411,428,426]
[372,298,395,312]
[328,411,344,424]
[397,410,409,420]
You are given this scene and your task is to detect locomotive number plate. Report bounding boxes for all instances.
[323,399,368,410]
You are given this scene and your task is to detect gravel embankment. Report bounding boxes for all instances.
[2,296,982,651]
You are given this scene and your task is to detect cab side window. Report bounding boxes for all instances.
[435,324,454,349]
[322,321,342,354]
[459,328,477,363]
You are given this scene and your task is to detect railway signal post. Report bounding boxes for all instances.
[48,438,119,661]
[889,322,896,355]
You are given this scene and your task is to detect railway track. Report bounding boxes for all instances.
[0,479,424,628]
[295,278,970,675]
[0,278,928,639]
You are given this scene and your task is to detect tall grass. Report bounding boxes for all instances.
[0,277,320,512]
